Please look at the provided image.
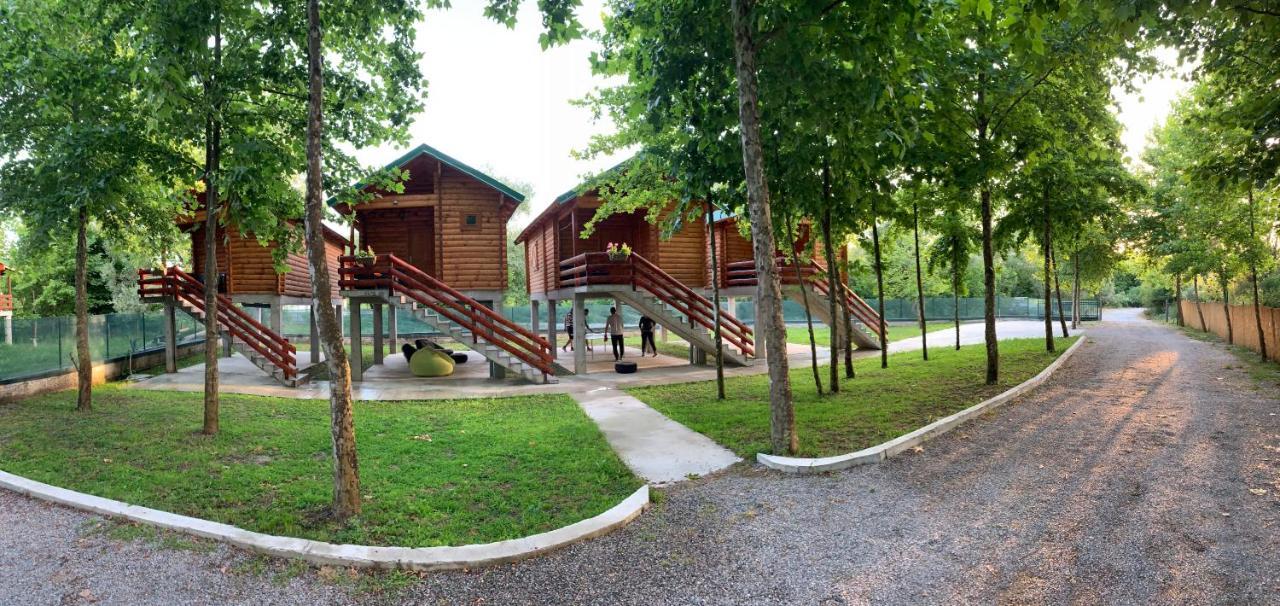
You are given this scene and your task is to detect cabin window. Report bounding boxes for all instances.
[462,214,480,230]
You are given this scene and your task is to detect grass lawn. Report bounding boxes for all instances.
[0,385,640,547]
[786,321,953,347]
[623,333,691,359]
[631,336,1078,458]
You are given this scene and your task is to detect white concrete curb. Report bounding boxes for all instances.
[758,333,1087,474]
[0,470,649,571]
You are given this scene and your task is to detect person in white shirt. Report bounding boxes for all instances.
[605,307,625,361]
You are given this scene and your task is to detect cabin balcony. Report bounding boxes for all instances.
[0,293,12,313]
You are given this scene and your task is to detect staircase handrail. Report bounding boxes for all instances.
[559,252,754,356]
[137,267,297,378]
[338,255,554,376]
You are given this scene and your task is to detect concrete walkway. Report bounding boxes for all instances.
[569,387,740,485]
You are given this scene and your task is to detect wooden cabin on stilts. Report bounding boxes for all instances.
[137,190,349,387]
[332,144,558,384]
[516,184,756,376]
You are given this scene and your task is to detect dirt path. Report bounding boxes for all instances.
[2,311,1277,605]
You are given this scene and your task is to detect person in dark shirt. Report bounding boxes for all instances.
[638,315,657,357]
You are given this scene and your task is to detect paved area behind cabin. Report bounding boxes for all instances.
[3,309,1278,605]
[569,387,741,484]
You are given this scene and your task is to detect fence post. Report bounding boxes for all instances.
[163,301,178,373]
[104,314,111,359]
[57,316,64,369]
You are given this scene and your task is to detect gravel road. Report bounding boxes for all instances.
[3,310,1278,605]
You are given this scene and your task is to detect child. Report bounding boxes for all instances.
[606,307,625,360]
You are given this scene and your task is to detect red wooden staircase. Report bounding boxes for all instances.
[559,252,754,365]
[725,256,883,349]
[338,254,557,384]
[137,267,311,386]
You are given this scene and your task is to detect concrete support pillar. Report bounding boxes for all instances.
[349,300,363,382]
[690,312,707,365]
[572,294,586,374]
[3,314,11,346]
[268,301,283,336]
[483,300,505,379]
[387,306,397,355]
[162,301,177,373]
[531,299,540,335]
[547,299,558,352]
[372,302,384,365]
[309,306,320,364]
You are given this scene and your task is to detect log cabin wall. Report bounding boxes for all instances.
[712,218,755,288]
[437,164,515,291]
[189,224,342,300]
[653,207,707,288]
[343,148,521,295]
[357,207,436,276]
[524,219,558,296]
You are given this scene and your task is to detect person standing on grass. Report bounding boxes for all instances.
[638,314,657,357]
[562,308,593,352]
[606,306,625,360]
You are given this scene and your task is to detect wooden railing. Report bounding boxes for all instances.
[136,267,298,378]
[558,252,755,356]
[338,254,555,378]
[724,256,883,339]
[0,293,11,312]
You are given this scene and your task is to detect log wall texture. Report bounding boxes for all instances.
[1181,299,1280,363]
[437,165,514,292]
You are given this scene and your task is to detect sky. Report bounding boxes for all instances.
[356,2,1187,227]
[351,0,619,230]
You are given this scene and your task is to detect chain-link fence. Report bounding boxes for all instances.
[0,312,205,383]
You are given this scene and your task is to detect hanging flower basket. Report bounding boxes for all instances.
[606,242,632,261]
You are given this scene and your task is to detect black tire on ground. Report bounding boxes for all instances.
[615,361,637,374]
[451,353,468,364]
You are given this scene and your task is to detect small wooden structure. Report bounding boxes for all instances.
[516,186,754,374]
[0,262,12,345]
[334,144,533,382]
[137,192,352,386]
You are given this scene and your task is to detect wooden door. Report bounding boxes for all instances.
[408,220,434,276]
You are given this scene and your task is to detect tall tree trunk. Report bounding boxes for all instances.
[1248,185,1268,360]
[788,215,822,395]
[820,170,840,392]
[706,201,726,399]
[1042,200,1054,353]
[1071,250,1081,329]
[953,267,961,350]
[912,200,928,360]
[1221,271,1233,345]
[1052,247,1068,338]
[978,123,998,384]
[1193,274,1207,330]
[307,0,361,520]
[75,206,91,411]
[841,255,856,379]
[201,16,223,436]
[730,0,795,455]
[872,215,888,368]
[1174,272,1183,327]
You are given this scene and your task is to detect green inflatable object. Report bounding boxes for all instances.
[408,347,455,377]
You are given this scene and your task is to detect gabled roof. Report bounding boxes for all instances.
[329,143,526,206]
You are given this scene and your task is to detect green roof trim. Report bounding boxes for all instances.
[552,157,634,205]
[327,143,526,206]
